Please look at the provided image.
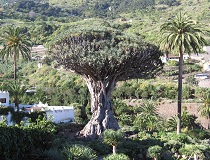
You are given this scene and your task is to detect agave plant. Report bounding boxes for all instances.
[62,144,97,160]
[103,153,129,160]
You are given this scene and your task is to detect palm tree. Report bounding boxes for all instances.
[198,93,210,129]
[1,80,27,111]
[134,100,160,131]
[0,25,32,80]
[160,12,207,134]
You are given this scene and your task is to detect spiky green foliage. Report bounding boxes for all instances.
[134,100,161,131]
[167,109,198,131]
[160,12,207,54]
[1,80,27,111]
[49,26,163,138]
[179,144,205,159]
[0,25,32,80]
[198,93,210,119]
[62,144,97,160]
[102,129,124,147]
[103,153,129,160]
[160,12,208,134]
[147,145,163,160]
[49,26,163,82]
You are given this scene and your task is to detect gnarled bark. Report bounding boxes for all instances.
[79,76,119,140]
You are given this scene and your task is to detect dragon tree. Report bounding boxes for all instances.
[49,26,163,139]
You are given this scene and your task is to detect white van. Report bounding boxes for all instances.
[194,73,210,79]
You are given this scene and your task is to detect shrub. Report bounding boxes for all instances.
[134,101,160,131]
[102,129,124,154]
[113,100,131,116]
[0,116,56,160]
[72,103,87,124]
[185,75,198,86]
[0,106,14,115]
[102,129,124,147]
[161,132,190,144]
[28,111,46,122]
[187,129,210,140]
[118,139,145,159]
[87,140,111,155]
[164,140,182,153]
[166,109,199,131]
[118,113,133,126]
[103,153,129,160]
[27,148,63,160]
[138,131,153,140]
[11,111,29,124]
[179,144,205,159]
[167,60,178,66]
[62,144,97,160]
[147,145,163,160]
[182,86,193,99]
[141,91,149,99]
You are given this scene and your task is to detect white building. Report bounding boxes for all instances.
[203,62,210,71]
[203,46,210,54]
[0,92,75,124]
[26,102,75,123]
[0,91,9,106]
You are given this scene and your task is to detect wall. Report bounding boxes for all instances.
[0,91,9,106]
[203,46,210,53]
[46,106,74,123]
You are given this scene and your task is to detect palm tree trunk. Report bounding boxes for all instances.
[15,100,19,112]
[14,50,17,80]
[177,49,183,134]
[113,145,117,154]
[194,153,198,160]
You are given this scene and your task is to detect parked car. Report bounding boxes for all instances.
[194,73,210,79]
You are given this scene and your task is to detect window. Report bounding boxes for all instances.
[0,98,6,103]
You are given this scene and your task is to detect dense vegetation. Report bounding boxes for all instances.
[0,0,210,45]
[0,0,210,159]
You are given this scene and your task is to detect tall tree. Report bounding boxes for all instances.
[49,26,163,139]
[160,12,207,134]
[0,25,32,80]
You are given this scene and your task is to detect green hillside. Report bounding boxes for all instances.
[0,0,210,45]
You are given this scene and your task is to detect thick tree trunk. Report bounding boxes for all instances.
[79,76,119,140]
[177,50,183,134]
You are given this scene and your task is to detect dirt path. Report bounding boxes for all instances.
[157,101,209,129]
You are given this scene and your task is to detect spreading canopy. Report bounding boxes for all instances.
[49,27,163,82]
[49,26,163,139]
